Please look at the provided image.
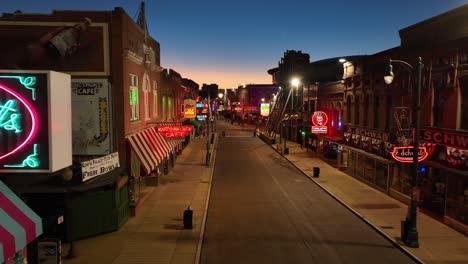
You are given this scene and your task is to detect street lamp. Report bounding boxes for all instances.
[384,57,424,248]
[284,78,300,153]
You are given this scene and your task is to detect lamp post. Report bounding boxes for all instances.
[384,57,424,248]
[284,78,300,153]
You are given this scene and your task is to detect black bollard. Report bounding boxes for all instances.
[183,207,193,229]
[313,167,320,177]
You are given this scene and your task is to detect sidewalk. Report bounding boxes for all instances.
[270,138,468,264]
[62,135,218,264]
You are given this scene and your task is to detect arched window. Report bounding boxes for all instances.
[142,73,150,120]
[355,95,360,126]
[129,74,139,121]
[364,95,369,127]
[162,96,167,121]
[386,96,393,130]
[346,95,352,124]
[433,81,444,127]
[460,78,468,130]
[152,81,159,117]
[374,96,380,129]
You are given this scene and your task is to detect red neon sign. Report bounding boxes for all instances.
[157,125,193,139]
[391,146,429,163]
[0,84,38,161]
[311,111,328,134]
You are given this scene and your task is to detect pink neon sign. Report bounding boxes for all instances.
[0,84,39,161]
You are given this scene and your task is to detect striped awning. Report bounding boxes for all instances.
[127,130,161,175]
[0,180,42,263]
[126,127,174,175]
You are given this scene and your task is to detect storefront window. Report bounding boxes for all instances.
[355,154,375,184]
[446,172,468,225]
[375,162,388,190]
[391,164,412,196]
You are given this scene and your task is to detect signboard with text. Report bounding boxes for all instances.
[0,70,72,173]
[72,79,111,155]
[391,146,429,163]
[156,125,193,139]
[183,99,196,119]
[311,111,328,134]
[81,152,120,182]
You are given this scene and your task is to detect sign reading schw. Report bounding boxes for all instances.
[81,152,119,182]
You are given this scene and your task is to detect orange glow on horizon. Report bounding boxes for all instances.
[165,65,272,88]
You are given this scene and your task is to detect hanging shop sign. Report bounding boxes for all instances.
[260,103,270,117]
[0,70,72,173]
[311,111,328,134]
[157,125,193,139]
[391,146,429,163]
[183,99,196,118]
[81,152,120,182]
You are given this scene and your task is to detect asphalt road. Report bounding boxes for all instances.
[200,120,417,264]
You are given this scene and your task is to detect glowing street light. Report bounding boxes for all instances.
[384,57,424,248]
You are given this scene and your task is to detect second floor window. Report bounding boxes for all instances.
[143,74,150,120]
[129,74,139,121]
[153,81,159,118]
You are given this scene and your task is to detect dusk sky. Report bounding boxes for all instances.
[2,0,467,88]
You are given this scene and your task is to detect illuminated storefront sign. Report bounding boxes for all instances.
[183,99,196,119]
[0,71,72,173]
[311,111,328,134]
[391,146,429,163]
[157,125,193,139]
[260,103,270,117]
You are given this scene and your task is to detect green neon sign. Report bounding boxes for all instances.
[0,75,37,100]
[0,99,22,133]
[4,144,40,168]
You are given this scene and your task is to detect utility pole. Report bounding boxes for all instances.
[206,92,211,166]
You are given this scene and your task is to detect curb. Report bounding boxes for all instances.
[265,141,425,264]
[195,133,219,264]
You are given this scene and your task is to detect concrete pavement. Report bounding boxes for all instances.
[269,137,468,264]
[62,135,218,264]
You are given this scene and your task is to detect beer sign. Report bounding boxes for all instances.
[391,146,429,163]
[311,111,328,134]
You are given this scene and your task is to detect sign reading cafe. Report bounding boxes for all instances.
[0,71,72,173]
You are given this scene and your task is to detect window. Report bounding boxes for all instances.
[460,78,468,130]
[168,97,173,120]
[143,74,150,120]
[386,96,393,130]
[374,96,380,129]
[355,95,360,126]
[346,95,352,124]
[153,81,159,117]
[364,95,369,127]
[129,74,139,121]
[433,82,443,127]
[162,96,167,121]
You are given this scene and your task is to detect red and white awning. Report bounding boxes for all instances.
[127,130,161,175]
[0,180,42,263]
[126,127,177,175]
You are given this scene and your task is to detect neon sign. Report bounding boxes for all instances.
[311,111,328,134]
[0,73,48,172]
[0,82,38,162]
[156,125,193,139]
[391,146,429,163]
[0,100,21,133]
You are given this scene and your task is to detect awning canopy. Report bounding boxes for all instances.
[0,180,43,263]
[126,127,174,175]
